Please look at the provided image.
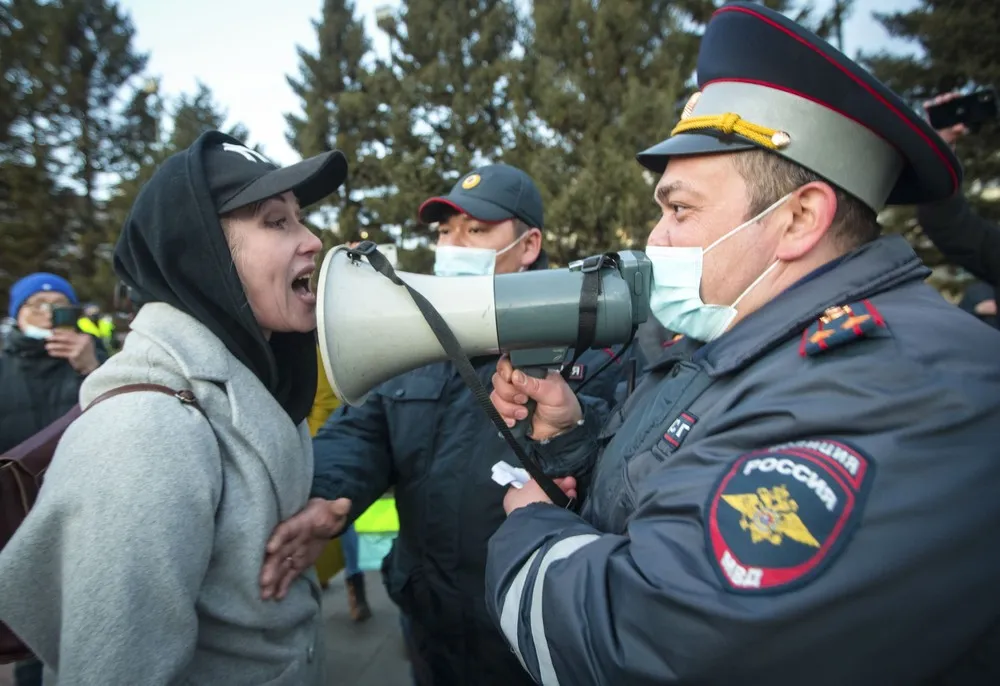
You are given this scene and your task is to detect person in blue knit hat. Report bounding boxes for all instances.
[2,272,103,438]
[1,271,104,686]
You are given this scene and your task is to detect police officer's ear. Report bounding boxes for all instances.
[517,227,543,269]
[774,181,839,263]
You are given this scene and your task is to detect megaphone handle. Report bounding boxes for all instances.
[509,366,549,442]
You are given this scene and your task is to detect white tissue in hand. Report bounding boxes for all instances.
[492,461,530,489]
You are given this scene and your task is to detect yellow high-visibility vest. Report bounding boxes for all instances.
[77,316,114,344]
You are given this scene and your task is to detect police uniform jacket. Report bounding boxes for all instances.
[485,234,1000,685]
[310,254,642,686]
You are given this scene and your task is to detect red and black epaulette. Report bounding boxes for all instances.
[799,299,885,357]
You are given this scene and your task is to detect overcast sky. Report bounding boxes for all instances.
[123,0,922,166]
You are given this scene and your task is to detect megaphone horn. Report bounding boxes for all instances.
[316,244,652,406]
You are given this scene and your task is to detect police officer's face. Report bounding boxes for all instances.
[648,154,781,308]
[435,213,541,274]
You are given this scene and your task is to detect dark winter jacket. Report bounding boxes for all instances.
[0,329,105,452]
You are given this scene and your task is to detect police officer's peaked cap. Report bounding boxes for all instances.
[636,2,962,211]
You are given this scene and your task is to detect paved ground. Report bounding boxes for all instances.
[321,569,413,685]
[0,570,411,686]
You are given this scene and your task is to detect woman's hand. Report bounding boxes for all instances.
[259,497,351,600]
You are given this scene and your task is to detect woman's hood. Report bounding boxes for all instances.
[113,131,317,425]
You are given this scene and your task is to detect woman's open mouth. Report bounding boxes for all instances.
[292,268,316,305]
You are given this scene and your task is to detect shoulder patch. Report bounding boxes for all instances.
[799,299,885,357]
[706,439,874,594]
[567,363,587,381]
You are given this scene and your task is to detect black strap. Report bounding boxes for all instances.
[558,253,613,385]
[352,243,575,510]
[561,252,637,400]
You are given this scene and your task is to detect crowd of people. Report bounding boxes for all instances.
[1,2,998,685]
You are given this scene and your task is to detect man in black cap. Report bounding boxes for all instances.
[260,163,641,685]
[484,3,1000,684]
[419,164,545,278]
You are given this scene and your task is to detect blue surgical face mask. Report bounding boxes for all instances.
[433,231,530,277]
[646,193,791,342]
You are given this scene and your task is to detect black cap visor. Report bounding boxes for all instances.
[218,150,348,214]
[636,132,757,175]
[418,194,517,225]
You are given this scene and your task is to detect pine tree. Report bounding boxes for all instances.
[1,1,70,303]
[504,0,714,265]
[286,0,521,272]
[48,0,151,302]
[103,83,253,273]
[286,0,383,246]
[362,0,522,268]
[863,0,999,298]
[0,0,157,310]
[168,82,250,151]
[512,0,855,266]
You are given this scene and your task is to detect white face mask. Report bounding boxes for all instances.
[21,324,53,340]
[433,231,530,277]
[646,193,791,342]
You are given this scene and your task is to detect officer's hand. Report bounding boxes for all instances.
[46,330,99,375]
[491,355,582,442]
[504,476,578,515]
[923,91,968,147]
[260,497,351,600]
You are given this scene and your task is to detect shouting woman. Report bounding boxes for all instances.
[0,131,348,685]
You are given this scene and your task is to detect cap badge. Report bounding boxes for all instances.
[462,174,481,190]
[672,112,791,150]
[681,91,701,120]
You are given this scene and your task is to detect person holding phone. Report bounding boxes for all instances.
[0,272,104,686]
[0,272,103,448]
[918,91,1000,327]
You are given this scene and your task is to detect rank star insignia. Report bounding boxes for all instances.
[722,485,820,548]
[799,299,886,357]
[841,314,871,330]
[808,328,836,346]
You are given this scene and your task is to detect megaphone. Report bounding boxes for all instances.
[316,244,652,406]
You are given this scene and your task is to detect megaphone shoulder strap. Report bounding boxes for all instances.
[350,242,576,510]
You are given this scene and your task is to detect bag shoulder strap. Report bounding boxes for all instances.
[87,383,205,417]
[3,385,204,478]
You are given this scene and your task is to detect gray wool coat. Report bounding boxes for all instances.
[0,302,326,685]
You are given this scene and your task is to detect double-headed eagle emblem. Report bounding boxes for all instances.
[722,485,821,548]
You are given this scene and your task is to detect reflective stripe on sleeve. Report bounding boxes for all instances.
[499,534,601,685]
[499,548,542,671]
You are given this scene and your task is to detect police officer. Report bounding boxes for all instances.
[260,164,641,686]
[485,4,1000,684]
